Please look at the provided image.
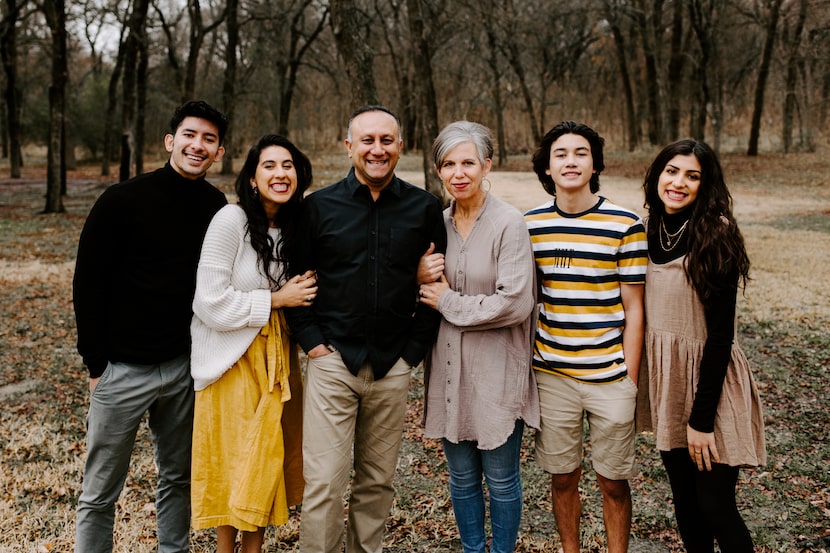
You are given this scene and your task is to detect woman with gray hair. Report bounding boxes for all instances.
[418,121,539,553]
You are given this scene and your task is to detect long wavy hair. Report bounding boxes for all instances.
[643,139,749,306]
[234,134,312,287]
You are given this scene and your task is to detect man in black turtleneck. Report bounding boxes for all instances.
[72,100,227,553]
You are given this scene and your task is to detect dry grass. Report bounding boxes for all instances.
[1,153,828,552]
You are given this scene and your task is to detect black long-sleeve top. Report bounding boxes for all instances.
[73,163,227,377]
[648,211,737,433]
[284,169,447,379]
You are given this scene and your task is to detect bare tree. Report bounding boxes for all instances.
[330,0,378,106]
[42,0,67,213]
[781,0,808,152]
[119,0,149,181]
[406,0,442,199]
[602,0,640,151]
[219,0,237,175]
[747,0,785,156]
[0,0,25,177]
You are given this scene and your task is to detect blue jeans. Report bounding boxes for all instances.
[442,419,524,553]
[75,355,193,553]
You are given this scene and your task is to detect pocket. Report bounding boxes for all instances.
[90,361,115,400]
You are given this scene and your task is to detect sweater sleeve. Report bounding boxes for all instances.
[73,191,118,377]
[437,210,535,330]
[688,277,737,432]
[192,206,271,332]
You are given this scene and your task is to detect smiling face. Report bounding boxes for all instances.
[345,110,402,191]
[546,133,595,195]
[657,154,702,214]
[437,141,491,206]
[250,146,298,219]
[164,116,225,179]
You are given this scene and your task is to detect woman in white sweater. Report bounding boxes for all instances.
[190,134,317,552]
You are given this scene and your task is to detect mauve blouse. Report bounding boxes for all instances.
[423,193,540,450]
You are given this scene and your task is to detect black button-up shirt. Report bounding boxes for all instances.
[285,169,447,379]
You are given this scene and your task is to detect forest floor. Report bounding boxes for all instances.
[1,152,828,552]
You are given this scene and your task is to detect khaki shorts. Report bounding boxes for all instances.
[534,370,638,480]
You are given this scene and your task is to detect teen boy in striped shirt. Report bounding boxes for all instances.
[525,121,647,553]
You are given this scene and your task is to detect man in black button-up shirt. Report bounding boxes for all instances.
[287,106,446,553]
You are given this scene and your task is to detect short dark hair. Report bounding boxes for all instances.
[532,120,605,196]
[169,100,229,145]
[347,105,402,142]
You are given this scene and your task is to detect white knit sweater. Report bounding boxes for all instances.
[190,205,278,390]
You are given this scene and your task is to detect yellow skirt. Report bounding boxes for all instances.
[191,310,304,531]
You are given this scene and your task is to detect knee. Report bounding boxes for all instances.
[550,469,581,493]
[596,474,630,502]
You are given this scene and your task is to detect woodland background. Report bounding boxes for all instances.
[1,0,829,208]
[1,0,829,551]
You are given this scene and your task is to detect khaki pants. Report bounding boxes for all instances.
[299,351,411,553]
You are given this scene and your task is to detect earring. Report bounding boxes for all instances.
[251,186,259,198]
[483,178,492,192]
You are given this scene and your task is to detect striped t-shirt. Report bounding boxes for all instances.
[525,197,647,383]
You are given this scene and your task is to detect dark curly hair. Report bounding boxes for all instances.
[532,120,605,196]
[235,134,312,287]
[643,139,750,306]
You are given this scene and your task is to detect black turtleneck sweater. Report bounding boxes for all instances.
[73,163,227,377]
[648,211,737,434]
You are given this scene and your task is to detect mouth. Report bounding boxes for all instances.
[185,152,207,163]
[270,182,291,193]
[664,189,687,202]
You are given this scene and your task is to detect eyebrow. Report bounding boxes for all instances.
[666,164,701,173]
[552,146,590,153]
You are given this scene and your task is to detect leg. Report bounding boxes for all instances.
[75,361,157,553]
[148,354,193,553]
[240,527,266,553]
[299,351,359,553]
[696,464,754,553]
[550,469,582,553]
[347,358,411,553]
[595,474,631,553]
[533,373,587,553]
[482,419,524,553]
[583,376,637,553]
[661,449,715,553]
[442,439,486,553]
[217,525,238,553]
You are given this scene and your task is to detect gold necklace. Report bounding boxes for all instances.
[659,218,689,251]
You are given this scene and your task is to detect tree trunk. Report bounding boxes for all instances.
[135,19,148,175]
[747,0,785,156]
[781,0,806,153]
[277,3,328,137]
[636,0,667,145]
[666,0,685,140]
[406,0,442,200]
[43,0,67,214]
[101,41,125,176]
[484,27,507,167]
[1,0,23,178]
[220,0,238,175]
[119,0,149,181]
[603,0,639,151]
[330,0,379,106]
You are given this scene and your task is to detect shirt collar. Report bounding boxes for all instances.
[345,167,402,199]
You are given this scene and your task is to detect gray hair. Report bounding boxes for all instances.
[432,121,494,169]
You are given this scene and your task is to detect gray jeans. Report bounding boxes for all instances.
[75,354,193,553]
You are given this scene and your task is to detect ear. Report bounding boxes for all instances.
[164,134,174,153]
[214,146,225,162]
[482,158,493,176]
[344,138,353,158]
